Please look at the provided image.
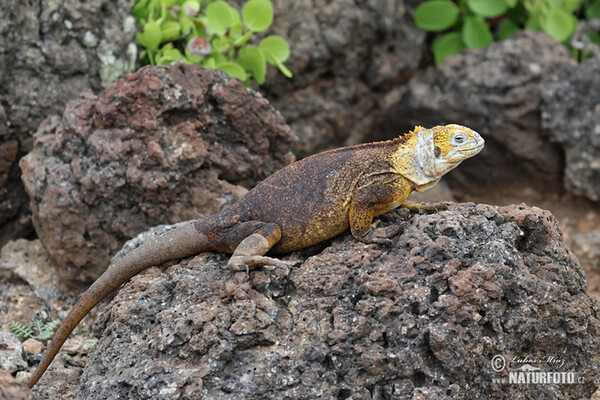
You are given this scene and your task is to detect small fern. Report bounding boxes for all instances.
[9,321,34,338]
[36,319,61,341]
[9,319,61,341]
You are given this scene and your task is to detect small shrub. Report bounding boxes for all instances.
[132,0,293,86]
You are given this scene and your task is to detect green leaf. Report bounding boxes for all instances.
[206,1,234,36]
[136,20,162,50]
[497,19,520,40]
[182,0,201,17]
[586,0,600,19]
[259,35,290,62]
[212,35,231,52]
[233,30,253,46]
[156,44,183,65]
[414,0,460,32]
[260,48,293,77]
[217,61,248,80]
[543,8,577,42]
[161,20,181,42]
[179,16,197,36]
[462,16,493,49]
[431,32,464,65]
[228,3,241,24]
[505,0,518,7]
[242,0,274,32]
[589,32,600,46]
[132,0,151,22]
[525,15,541,30]
[237,45,267,84]
[467,0,508,18]
[202,56,216,68]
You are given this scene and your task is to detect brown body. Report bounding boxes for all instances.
[27,125,484,388]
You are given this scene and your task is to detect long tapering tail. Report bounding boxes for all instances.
[27,221,210,388]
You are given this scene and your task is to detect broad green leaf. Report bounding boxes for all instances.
[242,0,274,32]
[505,0,518,7]
[132,0,151,22]
[237,45,267,84]
[136,20,162,50]
[467,0,508,18]
[206,1,233,35]
[525,15,541,30]
[160,0,177,7]
[432,32,464,65]
[586,0,600,19]
[543,8,576,42]
[261,48,293,77]
[202,56,216,68]
[230,21,243,38]
[217,61,248,80]
[179,17,197,36]
[156,44,183,65]
[462,16,493,49]
[414,0,460,32]
[182,0,200,17]
[497,19,520,40]
[212,35,231,52]
[562,0,582,12]
[259,35,290,62]
[161,21,181,42]
[228,3,241,23]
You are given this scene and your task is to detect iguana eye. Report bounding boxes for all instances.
[452,133,466,145]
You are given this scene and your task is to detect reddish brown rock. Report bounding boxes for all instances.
[20,63,297,284]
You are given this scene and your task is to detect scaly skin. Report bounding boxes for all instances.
[27,124,484,388]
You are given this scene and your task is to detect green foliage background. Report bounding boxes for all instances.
[133,0,293,86]
[414,0,600,64]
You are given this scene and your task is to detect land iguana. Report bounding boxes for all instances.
[26,124,484,388]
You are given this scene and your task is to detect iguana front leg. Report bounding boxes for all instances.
[349,182,411,245]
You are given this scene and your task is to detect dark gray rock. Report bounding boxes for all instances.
[541,57,600,201]
[20,63,297,285]
[0,0,137,248]
[63,203,600,400]
[378,31,575,197]
[0,332,27,374]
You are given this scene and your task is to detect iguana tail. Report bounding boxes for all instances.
[26,222,210,388]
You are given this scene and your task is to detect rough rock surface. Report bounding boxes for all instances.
[36,203,597,400]
[20,63,297,284]
[541,57,600,201]
[256,0,426,155]
[379,31,575,197]
[0,332,27,374]
[0,369,39,400]
[0,0,137,247]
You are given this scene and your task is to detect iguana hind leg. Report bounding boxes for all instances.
[225,222,290,271]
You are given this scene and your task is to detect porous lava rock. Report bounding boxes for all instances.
[49,203,599,400]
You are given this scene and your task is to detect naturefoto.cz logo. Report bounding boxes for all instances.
[491,354,584,385]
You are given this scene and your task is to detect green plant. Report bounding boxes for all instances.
[414,0,600,65]
[132,0,292,86]
[9,319,61,341]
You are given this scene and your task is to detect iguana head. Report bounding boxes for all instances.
[391,124,484,192]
